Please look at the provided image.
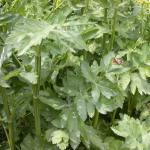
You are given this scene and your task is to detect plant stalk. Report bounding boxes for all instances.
[141,4,144,36]
[111,109,117,125]
[110,8,117,51]
[93,110,99,129]
[54,0,61,9]
[33,46,41,137]
[0,87,15,150]
[84,0,89,13]
[102,7,108,54]
[128,93,134,116]
[8,114,15,150]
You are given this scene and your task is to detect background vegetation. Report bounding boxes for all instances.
[0,0,150,150]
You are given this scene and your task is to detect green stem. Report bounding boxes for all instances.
[111,109,117,124]
[84,0,89,13]
[12,53,22,67]
[143,5,149,37]
[33,46,41,137]
[110,8,117,51]
[54,0,61,9]
[0,87,15,150]
[141,4,144,36]
[93,110,99,129]
[2,123,10,147]
[128,94,134,116]
[102,7,108,54]
[1,88,10,118]
[8,113,15,150]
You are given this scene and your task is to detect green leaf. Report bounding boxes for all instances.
[91,85,100,103]
[51,130,69,150]
[0,79,10,88]
[130,73,150,95]
[4,18,86,60]
[82,25,110,41]
[105,137,129,150]
[67,110,81,149]
[76,98,87,121]
[96,94,125,114]
[0,13,19,26]
[111,115,150,150]
[101,52,115,70]
[80,123,106,150]
[5,19,53,56]
[119,72,130,90]
[19,72,37,84]
[98,80,117,99]
[82,26,99,40]
[21,134,43,150]
[49,6,72,24]
[3,69,21,80]
[87,101,95,118]
[139,67,150,79]
[81,61,96,83]
[62,71,86,96]
[39,92,66,110]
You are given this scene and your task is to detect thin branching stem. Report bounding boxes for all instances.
[54,0,61,9]
[2,123,11,146]
[0,87,15,150]
[111,109,117,124]
[93,110,99,129]
[110,8,117,51]
[84,0,90,13]
[102,7,108,54]
[33,46,41,137]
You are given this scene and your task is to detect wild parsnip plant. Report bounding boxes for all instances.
[0,0,150,150]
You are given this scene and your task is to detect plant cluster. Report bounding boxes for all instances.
[0,0,150,150]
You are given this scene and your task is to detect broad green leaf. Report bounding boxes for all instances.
[91,61,100,75]
[87,101,95,118]
[130,73,150,95]
[81,61,96,83]
[49,6,72,24]
[14,90,32,119]
[80,123,106,150]
[0,72,10,87]
[39,92,66,110]
[67,110,81,149]
[111,115,150,150]
[5,19,53,56]
[95,26,110,38]
[119,72,130,90]
[19,72,37,84]
[91,85,100,103]
[62,71,86,96]
[3,69,21,80]
[82,26,99,40]
[4,18,87,61]
[51,130,69,150]
[21,134,43,150]
[139,67,150,79]
[0,13,19,26]
[52,109,69,129]
[105,137,129,150]
[0,79,10,88]
[98,80,117,99]
[69,131,81,150]
[76,98,87,121]
[96,94,125,114]
[101,52,115,70]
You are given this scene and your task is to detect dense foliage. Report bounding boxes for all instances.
[0,0,150,150]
